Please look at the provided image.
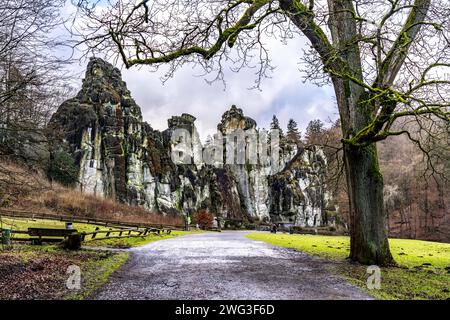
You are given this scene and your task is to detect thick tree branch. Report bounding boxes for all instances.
[278,0,335,70]
[110,0,275,68]
[377,0,432,88]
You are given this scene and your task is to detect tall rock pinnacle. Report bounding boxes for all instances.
[48,58,334,227]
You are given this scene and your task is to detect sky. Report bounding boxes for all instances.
[64,4,338,141]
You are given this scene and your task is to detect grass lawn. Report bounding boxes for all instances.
[247,233,450,300]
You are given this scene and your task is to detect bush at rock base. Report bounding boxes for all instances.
[192,209,214,230]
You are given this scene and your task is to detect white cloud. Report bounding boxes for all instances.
[118,36,338,140]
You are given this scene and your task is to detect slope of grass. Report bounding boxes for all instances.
[0,161,184,227]
[247,233,450,300]
[38,188,184,226]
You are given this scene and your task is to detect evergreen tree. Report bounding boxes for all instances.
[47,150,79,186]
[268,115,284,147]
[270,115,283,136]
[286,118,301,143]
[305,119,324,145]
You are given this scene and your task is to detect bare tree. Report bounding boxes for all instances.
[318,118,450,242]
[0,0,74,205]
[75,0,450,265]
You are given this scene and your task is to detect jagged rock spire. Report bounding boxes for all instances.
[48,58,333,227]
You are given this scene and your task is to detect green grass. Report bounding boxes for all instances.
[65,251,129,300]
[248,234,351,260]
[1,217,111,237]
[247,233,450,300]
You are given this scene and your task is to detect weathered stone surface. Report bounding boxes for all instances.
[268,146,330,226]
[49,58,330,226]
[217,105,256,134]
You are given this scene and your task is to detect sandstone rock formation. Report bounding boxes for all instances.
[49,58,333,226]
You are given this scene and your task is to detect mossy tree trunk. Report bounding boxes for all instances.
[344,144,394,265]
[331,76,395,266]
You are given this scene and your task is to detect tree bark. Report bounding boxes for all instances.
[330,71,394,265]
[344,143,394,265]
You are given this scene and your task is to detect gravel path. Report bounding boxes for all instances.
[92,231,372,300]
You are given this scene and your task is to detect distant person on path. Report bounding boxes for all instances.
[271,223,278,234]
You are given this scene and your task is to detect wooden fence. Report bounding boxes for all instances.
[0,208,177,245]
[0,208,183,230]
[6,227,172,243]
[80,226,171,242]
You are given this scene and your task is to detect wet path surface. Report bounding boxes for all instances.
[92,231,372,300]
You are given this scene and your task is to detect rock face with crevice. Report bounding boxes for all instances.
[49,58,334,226]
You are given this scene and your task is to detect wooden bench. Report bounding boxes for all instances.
[28,227,78,245]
